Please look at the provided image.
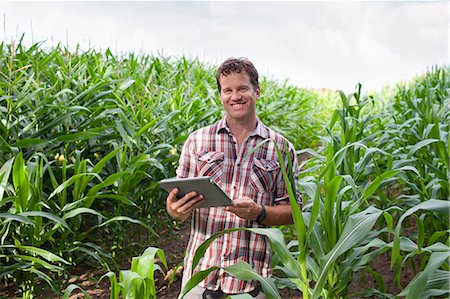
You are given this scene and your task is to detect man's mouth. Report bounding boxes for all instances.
[231,102,245,107]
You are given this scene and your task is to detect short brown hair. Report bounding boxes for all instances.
[216,57,259,92]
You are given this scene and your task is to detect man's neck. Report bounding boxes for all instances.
[226,116,258,146]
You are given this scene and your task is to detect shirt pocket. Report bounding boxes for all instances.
[250,158,280,193]
[196,151,224,185]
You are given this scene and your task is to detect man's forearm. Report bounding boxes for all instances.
[262,204,294,226]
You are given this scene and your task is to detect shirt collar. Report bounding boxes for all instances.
[217,117,269,139]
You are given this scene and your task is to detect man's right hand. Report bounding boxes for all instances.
[166,188,204,222]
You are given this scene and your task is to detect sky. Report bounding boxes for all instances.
[1,1,448,93]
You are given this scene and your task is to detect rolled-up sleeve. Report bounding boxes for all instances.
[176,136,198,179]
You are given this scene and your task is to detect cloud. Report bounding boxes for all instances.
[2,1,447,93]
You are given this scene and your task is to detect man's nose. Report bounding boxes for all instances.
[230,91,241,101]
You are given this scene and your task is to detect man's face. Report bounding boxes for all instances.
[219,71,260,123]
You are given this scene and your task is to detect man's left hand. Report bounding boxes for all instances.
[225,197,262,220]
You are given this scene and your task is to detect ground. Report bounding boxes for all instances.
[0,219,418,299]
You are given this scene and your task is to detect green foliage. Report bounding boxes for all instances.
[99,246,168,299]
[0,39,334,297]
[181,67,449,299]
[1,37,448,298]
[63,246,168,299]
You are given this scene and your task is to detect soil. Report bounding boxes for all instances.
[0,219,419,299]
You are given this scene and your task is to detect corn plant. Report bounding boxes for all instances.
[0,152,72,296]
[0,149,155,296]
[377,67,450,298]
[99,246,167,299]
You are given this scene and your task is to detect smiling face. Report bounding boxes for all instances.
[219,71,260,126]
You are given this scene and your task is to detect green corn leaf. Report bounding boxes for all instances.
[99,272,119,299]
[303,212,326,261]
[0,157,14,202]
[12,152,29,213]
[341,174,359,200]
[361,170,398,202]
[141,246,168,272]
[425,269,450,291]
[312,207,383,299]
[383,212,393,236]
[118,78,135,91]
[70,245,110,270]
[63,284,92,299]
[414,214,425,252]
[130,246,167,298]
[99,216,157,237]
[84,172,129,208]
[408,139,440,156]
[11,138,48,148]
[62,207,104,221]
[132,255,156,297]
[0,134,14,155]
[48,173,101,200]
[0,213,34,225]
[61,194,136,213]
[399,251,450,299]
[428,230,450,245]
[18,245,70,265]
[273,142,306,258]
[21,211,69,229]
[306,184,322,254]
[391,199,450,268]
[355,288,395,299]
[119,270,144,299]
[179,267,219,299]
[324,175,343,246]
[14,254,64,271]
[367,266,386,293]
[223,262,281,299]
[298,179,317,203]
[25,266,54,289]
[92,148,120,174]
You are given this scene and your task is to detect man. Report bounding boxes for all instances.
[166,57,300,298]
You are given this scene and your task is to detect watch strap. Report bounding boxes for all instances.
[256,204,266,224]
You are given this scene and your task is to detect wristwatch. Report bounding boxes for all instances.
[256,204,266,224]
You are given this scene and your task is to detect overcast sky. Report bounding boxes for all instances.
[1,1,448,93]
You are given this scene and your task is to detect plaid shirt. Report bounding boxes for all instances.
[177,118,300,294]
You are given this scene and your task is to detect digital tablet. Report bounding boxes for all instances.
[158,176,233,208]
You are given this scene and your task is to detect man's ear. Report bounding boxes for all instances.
[256,86,261,98]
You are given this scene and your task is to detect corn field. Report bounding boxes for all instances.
[0,39,449,299]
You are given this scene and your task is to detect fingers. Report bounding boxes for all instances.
[226,198,260,220]
[174,193,204,214]
[167,188,180,203]
[230,197,255,208]
[166,188,204,221]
